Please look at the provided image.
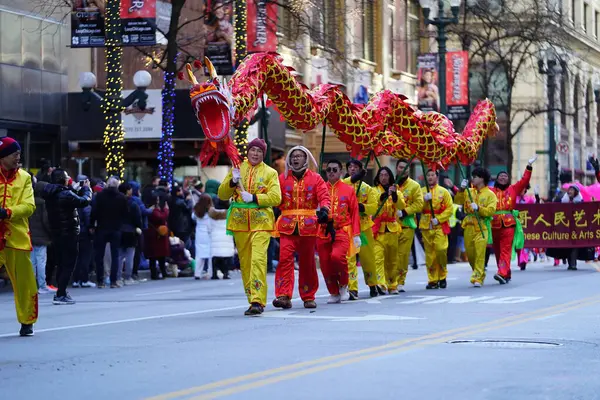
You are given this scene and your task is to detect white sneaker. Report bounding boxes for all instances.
[327,294,341,304]
[388,288,399,295]
[80,281,97,288]
[397,285,406,293]
[72,282,80,288]
[38,287,52,294]
[123,278,138,286]
[473,282,482,288]
[339,286,350,301]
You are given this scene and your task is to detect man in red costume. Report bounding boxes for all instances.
[490,155,537,284]
[317,160,361,304]
[273,146,330,309]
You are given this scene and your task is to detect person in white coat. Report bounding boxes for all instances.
[208,197,235,279]
[193,194,213,279]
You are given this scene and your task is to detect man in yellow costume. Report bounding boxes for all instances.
[218,138,282,315]
[455,167,497,287]
[395,159,424,292]
[343,159,381,300]
[419,170,453,289]
[0,138,37,336]
[372,167,406,295]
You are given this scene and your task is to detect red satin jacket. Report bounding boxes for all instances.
[318,180,360,239]
[490,167,532,229]
[276,170,330,236]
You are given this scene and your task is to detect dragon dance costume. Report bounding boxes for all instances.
[419,184,453,289]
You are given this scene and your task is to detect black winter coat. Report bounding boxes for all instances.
[43,184,93,237]
[90,187,128,231]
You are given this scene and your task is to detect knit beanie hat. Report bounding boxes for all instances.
[0,137,21,159]
[247,138,267,154]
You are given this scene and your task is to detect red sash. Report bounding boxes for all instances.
[423,205,451,235]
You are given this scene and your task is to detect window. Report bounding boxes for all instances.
[310,0,339,50]
[407,0,420,74]
[389,6,396,70]
[583,3,588,31]
[595,11,599,37]
[362,0,375,61]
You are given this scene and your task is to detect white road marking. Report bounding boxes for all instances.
[135,290,182,297]
[262,311,424,322]
[397,295,542,305]
[535,313,564,321]
[480,296,542,304]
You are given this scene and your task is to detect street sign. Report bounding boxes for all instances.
[557,141,569,154]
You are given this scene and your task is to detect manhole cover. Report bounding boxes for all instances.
[447,340,562,349]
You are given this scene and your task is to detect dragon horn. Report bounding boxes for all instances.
[204,56,217,80]
[185,64,198,85]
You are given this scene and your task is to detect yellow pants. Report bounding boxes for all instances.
[233,231,270,306]
[397,228,415,286]
[464,225,488,284]
[422,229,448,284]
[348,229,379,291]
[0,248,38,325]
[375,232,400,290]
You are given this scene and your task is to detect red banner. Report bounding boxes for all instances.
[246,0,278,53]
[445,51,469,120]
[515,202,600,248]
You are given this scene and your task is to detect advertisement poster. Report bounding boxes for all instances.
[246,0,278,53]
[446,51,470,120]
[71,0,106,47]
[120,0,157,46]
[204,0,234,75]
[122,89,162,139]
[416,53,439,112]
[515,202,600,248]
[71,0,157,47]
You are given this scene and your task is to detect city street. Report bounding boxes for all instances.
[1,260,599,400]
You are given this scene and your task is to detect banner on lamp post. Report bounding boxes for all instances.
[120,0,158,46]
[445,50,470,120]
[416,54,440,112]
[122,89,162,139]
[203,0,235,75]
[246,0,278,53]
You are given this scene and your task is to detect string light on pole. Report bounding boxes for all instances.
[158,58,176,183]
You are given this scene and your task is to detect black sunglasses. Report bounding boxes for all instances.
[326,167,339,173]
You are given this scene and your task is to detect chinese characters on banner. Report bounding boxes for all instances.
[416,54,439,112]
[246,0,278,53]
[204,0,235,75]
[445,51,470,120]
[71,0,157,48]
[515,202,600,248]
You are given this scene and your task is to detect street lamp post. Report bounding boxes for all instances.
[79,70,152,177]
[538,50,563,200]
[419,0,462,116]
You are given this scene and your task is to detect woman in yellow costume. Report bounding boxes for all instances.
[218,138,282,315]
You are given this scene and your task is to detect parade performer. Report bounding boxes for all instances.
[395,159,424,292]
[0,138,37,336]
[489,156,536,284]
[218,138,281,315]
[272,146,330,309]
[455,167,497,287]
[419,170,453,289]
[343,159,381,299]
[317,160,361,304]
[372,167,406,295]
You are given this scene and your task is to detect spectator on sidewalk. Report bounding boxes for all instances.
[90,176,128,288]
[142,176,160,207]
[209,197,234,279]
[72,177,96,288]
[145,195,170,279]
[43,170,92,305]
[29,178,54,294]
[168,185,194,252]
[193,194,212,279]
[129,181,152,280]
[118,183,142,285]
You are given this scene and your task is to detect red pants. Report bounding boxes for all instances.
[275,235,319,301]
[317,230,350,295]
[492,226,514,279]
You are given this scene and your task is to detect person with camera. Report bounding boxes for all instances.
[43,169,92,305]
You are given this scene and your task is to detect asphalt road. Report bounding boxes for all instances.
[1,259,599,400]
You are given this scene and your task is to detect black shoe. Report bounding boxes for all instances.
[349,290,359,300]
[53,293,76,305]
[211,276,219,280]
[19,324,34,337]
[426,283,439,290]
[567,266,577,270]
[244,303,263,316]
[519,262,527,271]
[376,286,386,296]
[369,286,378,297]
[494,274,507,285]
[411,264,418,270]
[223,275,231,280]
[439,279,447,289]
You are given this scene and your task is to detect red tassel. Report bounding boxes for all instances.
[177,72,184,81]
[193,59,202,69]
[223,137,241,167]
[198,138,242,168]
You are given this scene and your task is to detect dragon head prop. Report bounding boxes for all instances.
[181,57,240,167]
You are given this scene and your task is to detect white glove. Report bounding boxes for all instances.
[461,179,469,189]
[353,236,362,249]
[528,155,538,165]
[396,209,404,218]
[241,191,254,203]
[135,228,142,235]
[534,185,540,195]
[232,168,241,183]
[470,202,479,211]
[431,218,439,226]
[424,192,432,201]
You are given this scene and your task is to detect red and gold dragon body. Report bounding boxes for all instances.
[182,53,497,169]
